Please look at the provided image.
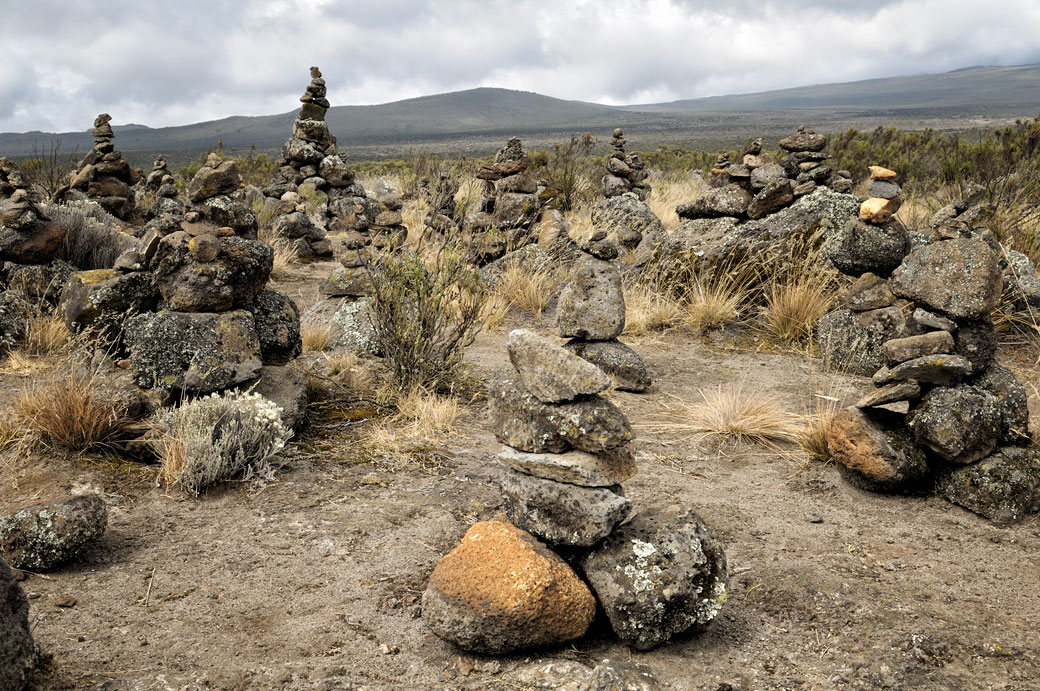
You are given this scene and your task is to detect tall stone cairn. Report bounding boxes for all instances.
[465,137,543,263]
[602,128,650,201]
[67,114,137,220]
[0,157,66,265]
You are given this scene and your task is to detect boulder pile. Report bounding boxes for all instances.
[186,152,257,239]
[559,233,651,392]
[679,126,851,223]
[67,114,138,220]
[602,128,650,200]
[422,329,727,652]
[0,157,66,267]
[821,167,1039,524]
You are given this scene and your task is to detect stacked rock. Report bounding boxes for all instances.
[0,157,66,266]
[558,232,651,392]
[466,137,543,262]
[824,201,1038,523]
[602,128,650,201]
[186,152,257,239]
[67,114,137,220]
[422,172,462,234]
[1,556,35,690]
[681,126,851,222]
[859,165,903,224]
[422,329,728,653]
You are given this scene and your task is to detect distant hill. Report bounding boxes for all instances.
[2,64,1038,166]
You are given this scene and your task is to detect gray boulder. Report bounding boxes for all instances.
[889,239,1002,319]
[564,338,651,392]
[506,328,610,403]
[1002,249,1040,311]
[0,557,34,691]
[590,193,664,250]
[328,298,380,355]
[153,233,273,312]
[677,184,751,219]
[500,468,631,546]
[58,269,157,342]
[248,290,302,365]
[843,273,896,312]
[824,217,909,277]
[907,385,1002,464]
[749,162,787,189]
[971,362,1030,446]
[319,266,371,297]
[582,505,729,650]
[125,309,263,393]
[746,179,794,220]
[0,494,107,570]
[953,317,997,373]
[936,447,1040,525]
[187,160,240,203]
[557,255,625,340]
[828,407,929,493]
[876,354,972,387]
[498,445,637,486]
[250,365,308,432]
[817,303,909,376]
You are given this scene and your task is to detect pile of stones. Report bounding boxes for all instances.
[185,152,257,239]
[66,114,138,220]
[140,155,183,219]
[466,137,544,262]
[558,232,651,392]
[819,167,1039,524]
[422,172,462,235]
[602,128,650,200]
[679,126,851,222]
[422,328,727,653]
[0,157,66,268]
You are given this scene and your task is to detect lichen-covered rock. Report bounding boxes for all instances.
[843,273,896,311]
[677,184,751,219]
[500,468,631,546]
[564,338,652,393]
[247,290,301,365]
[889,239,1002,319]
[907,385,1002,464]
[0,290,32,350]
[422,520,595,654]
[488,375,633,454]
[506,329,610,403]
[882,331,954,366]
[747,179,795,220]
[0,556,35,691]
[124,309,262,393]
[197,195,259,240]
[328,298,380,355]
[153,233,273,312]
[817,304,908,376]
[187,160,241,203]
[828,407,930,493]
[936,447,1040,525]
[971,362,1030,446]
[250,365,308,432]
[58,269,157,342]
[582,504,729,650]
[876,353,972,387]
[497,445,637,487]
[494,192,541,230]
[319,266,371,297]
[557,255,625,340]
[590,193,663,250]
[0,494,107,570]
[953,317,997,373]
[824,217,909,277]
[6,259,76,304]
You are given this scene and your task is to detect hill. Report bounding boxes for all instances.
[2,65,1039,166]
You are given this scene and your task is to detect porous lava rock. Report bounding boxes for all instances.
[0,494,107,571]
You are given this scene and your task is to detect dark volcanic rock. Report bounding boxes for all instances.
[153,233,273,312]
[824,217,909,277]
[0,557,35,691]
[828,407,929,493]
[247,290,302,365]
[907,385,1002,464]
[936,447,1040,525]
[564,338,652,393]
[58,269,158,342]
[889,239,1002,319]
[971,361,1030,446]
[0,494,107,571]
[817,304,909,376]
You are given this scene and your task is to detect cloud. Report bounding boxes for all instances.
[1,0,1039,133]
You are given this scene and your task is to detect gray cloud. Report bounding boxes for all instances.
[1,0,1039,133]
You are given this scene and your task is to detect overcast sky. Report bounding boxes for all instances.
[2,0,1039,133]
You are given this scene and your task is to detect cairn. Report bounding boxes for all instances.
[602,128,650,200]
[423,172,461,234]
[818,168,1038,524]
[466,137,543,262]
[67,114,137,220]
[0,157,66,265]
[556,232,651,391]
[184,152,257,239]
[682,125,852,222]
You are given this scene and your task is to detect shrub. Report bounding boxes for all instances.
[155,391,291,496]
[47,200,136,269]
[364,241,488,392]
[17,139,79,200]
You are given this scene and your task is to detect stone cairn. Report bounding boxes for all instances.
[819,167,1039,525]
[422,172,462,235]
[67,114,137,220]
[140,155,183,219]
[558,232,651,392]
[679,126,852,222]
[185,152,257,239]
[466,137,543,263]
[421,328,728,653]
[602,128,650,200]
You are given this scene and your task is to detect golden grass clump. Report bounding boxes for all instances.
[323,351,376,392]
[685,274,747,332]
[798,396,840,463]
[761,273,835,344]
[301,320,333,352]
[623,284,686,335]
[270,240,299,278]
[492,261,558,319]
[20,314,73,356]
[362,387,461,455]
[12,367,130,452]
[646,176,709,231]
[646,384,801,446]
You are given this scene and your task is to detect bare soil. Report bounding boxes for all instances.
[3,259,1040,691]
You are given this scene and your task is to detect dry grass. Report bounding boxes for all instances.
[270,240,299,278]
[323,351,376,392]
[645,384,801,446]
[761,273,836,345]
[20,314,73,356]
[647,176,709,231]
[686,273,747,332]
[12,367,131,451]
[623,284,686,335]
[301,320,333,352]
[797,395,840,463]
[491,261,558,319]
[362,387,462,455]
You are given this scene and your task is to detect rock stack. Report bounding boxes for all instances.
[0,157,66,266]
[557,232,651,392]
[67,114,137,220]
[602,128,650,200]
[466,137,543,262]
[140,155,183,219]
[422,172,462,234]
[821,177,1039,524]
[186,152,257,239]
[858,165,903,224]
[680,126,851,222]
[422,328,727,653]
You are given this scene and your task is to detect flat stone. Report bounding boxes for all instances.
[869,166,898,180]
[498,444,637,487]
[421,521,595,654]
[876,353,972,386]
[506,329,610,403]
[911,308,956,332]
[867,180,901,200]
[844,273,895,311]
[855,380,922,408]
[500,468,631,546]
[859,197,903,224]
[882,331,954,366]
[563,338,651,393]
[828,407,929,493]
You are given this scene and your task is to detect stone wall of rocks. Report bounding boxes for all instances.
[820,166,1039,524]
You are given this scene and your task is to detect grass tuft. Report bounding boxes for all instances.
[646,384,801,446]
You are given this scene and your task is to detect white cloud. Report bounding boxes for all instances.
[0,0,1038,133]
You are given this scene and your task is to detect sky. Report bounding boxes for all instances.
[2,0,1040,133]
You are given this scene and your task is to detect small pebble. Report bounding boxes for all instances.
[807,515,824,524]
[55,596,77,608]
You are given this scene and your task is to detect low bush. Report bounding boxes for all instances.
[47,200,136,269]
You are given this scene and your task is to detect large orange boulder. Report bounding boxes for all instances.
[421,520,595,653]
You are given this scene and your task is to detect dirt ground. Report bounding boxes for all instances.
[3,258,1040,691]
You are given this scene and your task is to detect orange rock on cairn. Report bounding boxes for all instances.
[421,520,595,654]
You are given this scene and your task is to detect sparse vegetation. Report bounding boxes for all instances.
[48,200,137,269]
[647,384,802,446]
